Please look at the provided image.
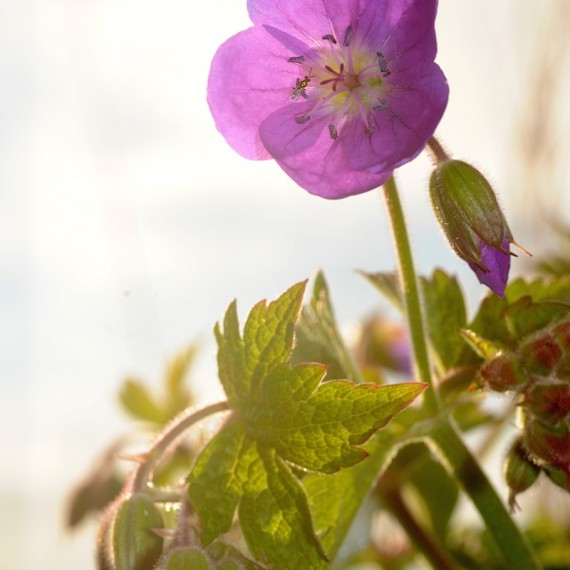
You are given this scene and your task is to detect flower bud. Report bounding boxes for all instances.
[111,494,164,570]
[523,418,570,470]
[429,160,515,296]
[519,332,562,376]
[552,321,570,379]
[544,464,570,493]
[504,438,541,512]
[479,353,526,392]
[523,380,570,424]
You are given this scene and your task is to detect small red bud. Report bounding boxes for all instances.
[524,381,570,424]
[480,353,525,392]
[519,332,562,376]
[524,418,570,470]
[552,321,570,379]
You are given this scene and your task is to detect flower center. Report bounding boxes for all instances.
[287,26,392,139]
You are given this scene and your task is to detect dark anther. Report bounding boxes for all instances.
[288,56,305,63]
[328,124,339,140]
[343,25,353,47]
[295,114,311,124]
[373,99,388,111]
[376,52,391,77]
[322,34,337,44]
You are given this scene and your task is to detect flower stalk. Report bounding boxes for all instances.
[382,176,542,569]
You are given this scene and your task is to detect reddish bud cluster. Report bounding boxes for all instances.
[481,320,570,499]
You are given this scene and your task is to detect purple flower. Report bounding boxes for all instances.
[208,0,449,198]
[467,240,511,297]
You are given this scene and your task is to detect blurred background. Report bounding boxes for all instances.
[1,0,569,567]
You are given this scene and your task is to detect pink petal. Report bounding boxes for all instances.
[207,26,309,160]
[260,104,391,198]
[343,64,448,172]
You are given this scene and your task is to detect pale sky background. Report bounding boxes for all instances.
[1,1,569,568]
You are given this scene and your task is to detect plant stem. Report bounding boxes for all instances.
[381,176,541,569]
[382,176,439,413]
[381,487,459,570]
[428,417,542,570]
[132,401,230,493]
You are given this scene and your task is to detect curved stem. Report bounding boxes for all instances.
[428,417,542,570]
[132,401,230,493]
[382,176,439,413]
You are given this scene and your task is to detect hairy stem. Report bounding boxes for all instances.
[132,401,230,493]
[382,176,439,413]
[428,417,542,570]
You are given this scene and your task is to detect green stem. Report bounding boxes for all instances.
[382,176,439,413]
[382,176,541,569]
[132,401,230,493]
[428,417,542,570]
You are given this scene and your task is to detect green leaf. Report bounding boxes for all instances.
[503,297,570,339]
[188,422,257,544]
[119,378,164,423]
[215,282,306,408]
[304,431,396,560]
[293,271,361,382]
[460,330,504,360]
[421,269,467,370]
[505,276,570,303]
[358,270,404,311]
[164,344,197,415]
[239,447,328,570]
[111,494,164,570]
[252,363,426,473]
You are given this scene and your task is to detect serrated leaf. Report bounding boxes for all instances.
[358,270,404,311]
[293,271,361,382]
[420,269,467,370]
[239,447,328,570]
[505,276,570,303]
[252,363,425,473]
[215,282,306,408]
[304,431,396,560]
[188,422,257,544]
[111,494,164,570]
[119,378,164,423]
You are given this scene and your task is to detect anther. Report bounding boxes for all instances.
[295,114,311,124]
[322,34,337,44]
[343,25,353,47]
[376,52,391,77]
[373,99,388,112]
[288,55,305,64]
[328,124,339,140]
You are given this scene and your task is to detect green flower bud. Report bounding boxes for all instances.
[504,438,541,512]
[479,353,526,392]
[544,464,570,493]
[430,160,517,296]
[111,494,164,570]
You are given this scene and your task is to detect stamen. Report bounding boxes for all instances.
[343,25,353,47]
[322,34,337,44]
[373,99,388,112]
[328,123,339,140]
[376,51,392,77]
[295,114,311,124]
[288,55,305,64]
